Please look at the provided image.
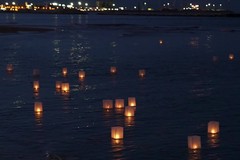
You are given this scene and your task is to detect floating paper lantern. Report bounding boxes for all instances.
[128,97,136,107]
[6,64,13,72]
[34,102,43,113]
[78,70,85,79]
[33,81,40,92]
[124,106,135,117]
[62,67,67,77]
[188,136,201,150]
[159,40,163,45]
[33,69,40,77]
[61,82,70,93]
[115,99,124,109]
[111,126,124,140]
[103,100,113,109]
[55,81,62,90]
[110,66,117,74]
[208,121,219,134]
[139,69,146,78]
[229,53,234,61]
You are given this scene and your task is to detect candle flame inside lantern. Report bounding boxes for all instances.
[125,106,135,117]
[188,136,201,150]
[103,100,113,109]
[62,67,67,77]
[138,69,146,78]
[55,81,62,90]
[61,83,70,93]
[229,53,234,61]
[208,121,219,134]
[111,126,124,140]
[128,97,136,107]
[115,99,124,109]
[34,102,43,114]
[110,66,117,74]
[6,64,14,72]
[33,81,39,92]
[78,70,85,80]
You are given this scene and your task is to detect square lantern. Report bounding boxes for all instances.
[103,100,113,109]
[111,126,124,140]
[62,67,67,77]
[208,121,220,134]
[128,97,136,107]
[139,69,146,78]
[78,70,85,79]
[55,81,62,90]
[34,102,43,113]
[61,82,70,93]
[229,53,234,61]
[33,81,40,92]
[124,106,135,117]
[110,66,117,74]
[115,99,124,109]
[6,64,13,72]
[188,136,201,150]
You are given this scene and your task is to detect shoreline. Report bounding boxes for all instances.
[0,9,240,17]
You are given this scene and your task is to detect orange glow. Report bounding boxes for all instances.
[124,106,135,117]
[188,136,201,150]
[115,99,124,109]
[128,97,136,107]
[159,40,163,44]
[61,82,70,93]
[208,121,219,134]
[110,66,117,74]
[111,126,124,140]
[78,70,85,80]
[103,100,113,109]
[6,64,14,72]
[33,81,40,92]
[229,53,234,61]
[55,81,62,90]
[62,67,67,77]
[34,102,43,113]
[139,69,146,78]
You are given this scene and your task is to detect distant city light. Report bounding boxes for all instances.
[85,3,88,7]
[78,2,81,5]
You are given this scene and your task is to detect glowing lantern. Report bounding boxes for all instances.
[62,67,67,77]
[78,70,85,79]
[103,100,113,109]
[33,69,40,77]
[159,40,163,45]
[188,136,201,150]
[55,81,62,90]
[229,53,234,61]
[208,121,219,134]
[124,106,135,117]
[139,69,146,78]
[110,66,117,74]
[128,97,136,107]
[33,80,40,92]
[115,99,124,109]
[34,102,43,113]
[111,126,124,140]
[61,82,70,93]
[6,64,13,72]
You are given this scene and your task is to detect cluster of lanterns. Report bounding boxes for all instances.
[188,121,220,151]
[102,97,136,140]
[5,63,221,153]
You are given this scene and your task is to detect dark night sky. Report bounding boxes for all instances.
[1,0,240,12]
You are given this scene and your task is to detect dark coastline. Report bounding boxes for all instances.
[0,25,55,33]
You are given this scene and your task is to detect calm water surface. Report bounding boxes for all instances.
[0,13,240,160]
